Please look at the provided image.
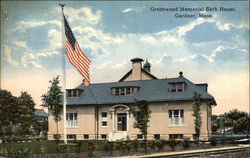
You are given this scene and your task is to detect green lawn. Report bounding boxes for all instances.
[0,140,147,155]
[0,140,104,155]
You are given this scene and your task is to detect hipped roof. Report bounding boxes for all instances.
[66,77,216,106]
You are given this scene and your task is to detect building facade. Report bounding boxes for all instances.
[48,58,216,141]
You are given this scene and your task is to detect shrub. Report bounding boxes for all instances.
[209,136,217,146]
[194,139,200,145]
[155,140,165,151]
[124,141,133,154]
[88,140,96,157]
[40,145,47,153]
[103,141,114,156]
[182,137,190,149]
[75,140,82,153]
[0,147,8,156]
[148,141,156,150]
[132,139,139,152]
[169,139,178,151]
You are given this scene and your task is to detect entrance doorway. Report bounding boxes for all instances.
[117,113,127,131]
[109,105,130,140]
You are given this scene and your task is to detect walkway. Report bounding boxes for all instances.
[117,144,250,158]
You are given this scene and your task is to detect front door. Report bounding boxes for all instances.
[117,113,127,131]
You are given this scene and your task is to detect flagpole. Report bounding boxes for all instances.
[59,3,67,144]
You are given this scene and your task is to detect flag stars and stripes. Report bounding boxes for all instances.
[63,14,91,86]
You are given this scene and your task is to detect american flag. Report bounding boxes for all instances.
[63,15,91,86]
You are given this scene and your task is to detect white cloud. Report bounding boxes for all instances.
[33,28,61,58]
[29,53,35,59]
[37,51,59,57]
[13,41,28,49]
[31,61,42,68]
[19,20,61,28]
[176,17,206,37]
[210,45,226,59]
[216,23,232,31]
[54,7,102,25]
[4,45,19,67]
[122,7,145,13]
[122,8,133,13]
[139,35,157,44]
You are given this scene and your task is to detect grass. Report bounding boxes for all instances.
[0,140,100,155]
[0,138,238,156]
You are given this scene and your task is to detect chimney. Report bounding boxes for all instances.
[130,58,144,80]
[179,71,183,77]
[143,59,151,73]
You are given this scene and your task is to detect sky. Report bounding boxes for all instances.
[0,1,249,114]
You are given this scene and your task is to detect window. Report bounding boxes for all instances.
[126,87,131,95]
[73,89,77,96]
[176,84,183,92]
[154,134,160,140]
[84,134,89,139]
[68,91,72,97]
[101,112,107,118]
[67,134,76,139]
[102,121,107,127]
[137,134,143,139]
[66,113,78,128]
[101,112,108,127]
[169,110,184,126]
[67,89,79,97]
[169,83,185,92]
[169,134,183,139]
[115,88,119,95]
[120,88,125,95]
[101,134,107,139]
[112,87,137,96]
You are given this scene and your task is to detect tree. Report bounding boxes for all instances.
[192,91,202,140]
[223,109,248,133]
[16,92,35,139]
[212,122,219,133]
[41,76,63,138]
[226,109,247,121]
[233,115,249,133]
[32,116,48,137]
[131,100,151,153]
[0,90,19,142]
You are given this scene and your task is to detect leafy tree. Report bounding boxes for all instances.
[211,115,218,122]
[0,90,19,142]
[223,109,248,133]
[32,116,48,137]
[16,92,35,138]
[41,76,63,137]
[226,109,247,121]
[131,100,151,153]
[212,122,219,132]
[233,115,249,133]
[192,91,202,140]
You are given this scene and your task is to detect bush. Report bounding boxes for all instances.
[132,139,139,152]
[40,145,47,153]
[88,140,96,157]
[124,141,133,154]
[103,141,114,156]
[182,137,190,149]
[169,139,178,151]
[194,139,200,145]
[209,136,217,146]
[155,140,165,151]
